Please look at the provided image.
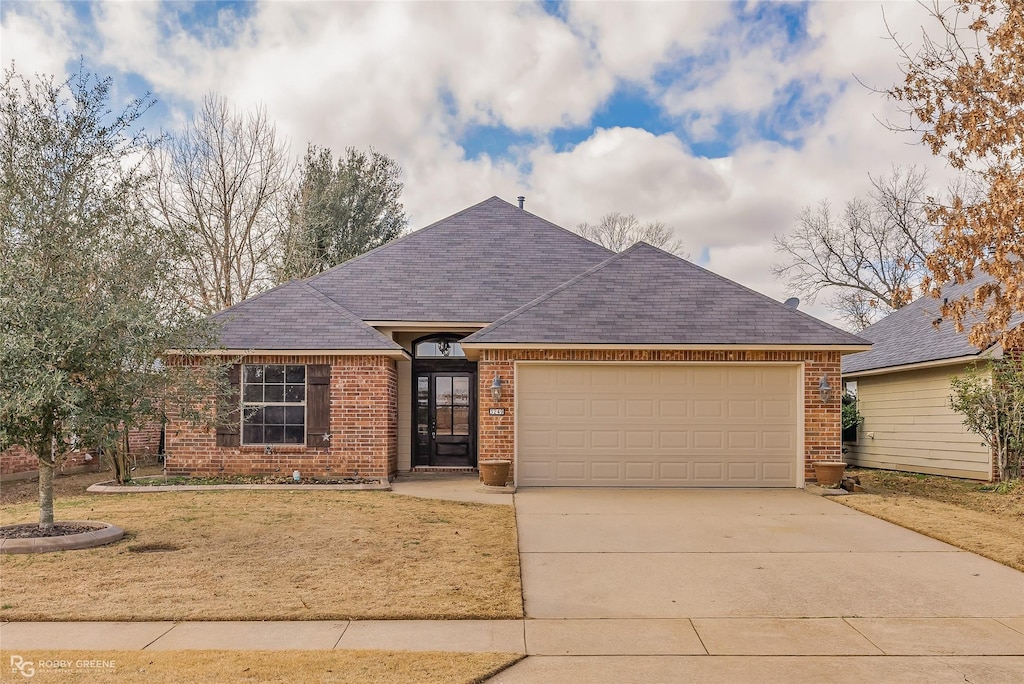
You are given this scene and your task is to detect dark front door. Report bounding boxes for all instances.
[415,372,475,467]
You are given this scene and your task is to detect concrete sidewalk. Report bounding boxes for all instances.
[3,617,1023,657]
[4,485,1024,682]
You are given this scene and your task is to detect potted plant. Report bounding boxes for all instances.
[812,460,847,487]
[841,392,862,443]
[479,460,511,487]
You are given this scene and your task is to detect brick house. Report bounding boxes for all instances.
[167,197,870,486]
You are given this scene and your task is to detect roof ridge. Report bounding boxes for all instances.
[660,246,868,342]
[466,245,641,340]
[306,196,516,286]
[295,282,401,349]
[515,203,616,256]
[210,280,301,319]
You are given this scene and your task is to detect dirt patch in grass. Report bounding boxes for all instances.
[1,466,164,506]
[0,491,522,621]
[838,468,1024,572]
[0,650,523,684]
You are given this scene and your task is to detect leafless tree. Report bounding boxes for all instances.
[772,166,935,331]
[152,94,292,313]
[575,212,688,257]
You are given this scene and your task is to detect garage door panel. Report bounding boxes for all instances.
[659,431,689,448]
[727,431,758,449]
[728,462,758,481]
[591,431,621,448]
[658,462,691,480]
[624,461,655,480]
[658,400,689,418]
[763,400,794,418]
[517,364,799,487]
[693,431,724,449]
[591,399,620,417]
[591,461,622,480]
[625,431,654,448]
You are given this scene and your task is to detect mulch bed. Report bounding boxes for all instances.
[0,523,103,539]
[125,475,380,486]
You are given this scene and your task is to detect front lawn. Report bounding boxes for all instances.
[0,650,523,684]
[838,468,1024,572]
[0,489,522,621]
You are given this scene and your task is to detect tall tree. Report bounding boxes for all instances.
[575,212,687,257]
[772,166,935,331]
[0,66,224,528]
[152,94,292,313]
[275,145,407,281]
[888,0,1024,349]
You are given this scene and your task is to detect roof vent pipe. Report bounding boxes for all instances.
[517,196,525,210]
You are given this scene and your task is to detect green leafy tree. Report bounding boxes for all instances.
[276,144,407,281]
[0,65,225,528]
[949,358,1024,483]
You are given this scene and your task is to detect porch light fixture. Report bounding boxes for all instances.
[818,373,834,403]
[491,373,503,402]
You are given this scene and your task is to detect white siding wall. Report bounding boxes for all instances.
[846,364,992,480]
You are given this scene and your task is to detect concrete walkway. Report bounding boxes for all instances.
[495,488,1024,682]
[3,483,1024,683]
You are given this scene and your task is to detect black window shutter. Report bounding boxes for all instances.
[306,364,331,447]
[216,364,241,447]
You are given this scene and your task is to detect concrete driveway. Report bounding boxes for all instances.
[492,488,1024,683]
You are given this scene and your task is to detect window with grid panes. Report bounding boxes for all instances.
[241,365,306,444]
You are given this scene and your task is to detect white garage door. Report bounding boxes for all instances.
[516,364,800,487]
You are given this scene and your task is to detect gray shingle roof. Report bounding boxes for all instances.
[306,196,613,322]
[210,281,402,351]
[463,243,870,346]
[842,272,1019,374]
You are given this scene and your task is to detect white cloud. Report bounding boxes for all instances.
[565,1,732,82]
[1,0,964,331]
[0,2,77,79]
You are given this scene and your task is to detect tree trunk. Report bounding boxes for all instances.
[38,442,55,529]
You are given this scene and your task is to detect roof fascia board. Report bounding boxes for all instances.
[843,354,988,378]
[367,321,491,330]
[462,342,871,360]
[461,343,872,351]
[166,349,410,359]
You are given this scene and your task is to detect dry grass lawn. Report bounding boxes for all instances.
[1,466,165,506]
[839,468,1024,572]
[0,650,523,684]
[0,488,522,621]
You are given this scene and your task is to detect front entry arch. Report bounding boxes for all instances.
[412,335,477,467]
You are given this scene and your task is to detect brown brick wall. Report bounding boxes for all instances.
[1,422,162,478]
[165,354,398,479]
[476,348,843,485]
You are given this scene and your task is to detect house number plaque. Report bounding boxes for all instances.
[488,408,505,416]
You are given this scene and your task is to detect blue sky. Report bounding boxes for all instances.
[0,0,950,327]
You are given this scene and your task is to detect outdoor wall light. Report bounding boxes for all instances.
[818,373,834,403]
[491,373,503,402]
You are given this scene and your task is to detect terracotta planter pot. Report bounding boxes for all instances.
[479,459,511,487]
[812,461,847,487]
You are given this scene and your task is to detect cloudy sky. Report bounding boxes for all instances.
[1,0,955,327]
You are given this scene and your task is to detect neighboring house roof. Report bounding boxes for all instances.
[463,243,870,346]
[842,271,1021,375]
[210,281,403,352]
[305,196,613,322]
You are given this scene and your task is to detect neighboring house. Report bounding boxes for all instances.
[0,424,162,481]
[167,197,869,487]
[842,275,1023,481]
